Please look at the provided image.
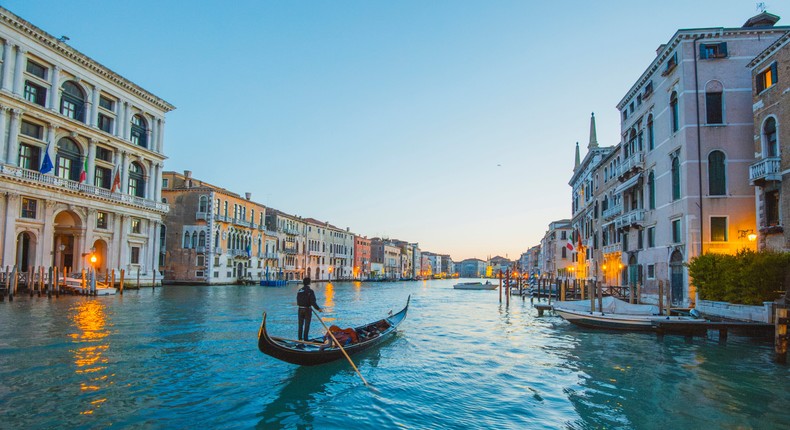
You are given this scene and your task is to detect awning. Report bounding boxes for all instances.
[613,174,642,195]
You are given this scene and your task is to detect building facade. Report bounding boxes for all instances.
[749,29,789,251]
[353,235,371,280]
[0,8,173,282]
[538,220,573,280]
[161,171,268,284]
[305,218,354,281]
[265,209,307,281]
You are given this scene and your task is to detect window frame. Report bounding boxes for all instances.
[756,62,778,94]
[708,150,727,196]
[21,197,37,219]
[710,216,728,242]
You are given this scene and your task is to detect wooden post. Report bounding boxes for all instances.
[54,267,59,297]
[547,277,552,307]
[81,269,87,295]
[560,279,566,302]
[152,268,157,289]
[28,265,33,297]
[635,282,641,304]
[105,270,109,286]
[498,270,502,303]
[38,266,44,297]
[775,307,788,364]
[597,280,603,314]
[47,266,53,298]
[11,267,18,301]
[580,279,585,301]
[589,279,595,313]
[666,281,671,315]
[136,268,141,289]
[505,269,510,307]
[3,266,8,301]
[658,280,664,316]
[120,269,125,294]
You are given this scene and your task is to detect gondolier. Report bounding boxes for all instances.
[297,277,322,342]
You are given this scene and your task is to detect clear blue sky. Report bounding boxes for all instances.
[6,0,788,261]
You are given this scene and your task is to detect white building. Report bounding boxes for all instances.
[304,218,354,281]
[0,7,173,281]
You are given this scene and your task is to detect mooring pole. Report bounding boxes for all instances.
[775,306,788,364]
[498,270,502,303]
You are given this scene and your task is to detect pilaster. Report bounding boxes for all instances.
[0,106,8,163]
[6,109,21,165]
[1,40,13,92]
[2,192,19,268]
[87,138,96,185]
[120,150,128,194]
[89,84,99,127]
[12,46,25,96]
[48,66,61,111]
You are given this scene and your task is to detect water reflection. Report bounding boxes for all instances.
[68,299,112,415]
[323,283,335,309]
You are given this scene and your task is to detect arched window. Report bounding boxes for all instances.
[160,225,167,248]
[198,195,208,212]
[191,232,197,249]
[671,156,680,201]
[764,117,778,157]
[128,162,146,198]
[648,171,656,209]
[55,138,81,181]
[602,195,609,211]
[706,81,723,124]
[130,114,148,148]
[215,231,220,248]
[670,91,679,133]
[647,114,654,150]
[183,231,190,248]
[708,150,726,196]
[198,231,206,247]
[60,81,85,122]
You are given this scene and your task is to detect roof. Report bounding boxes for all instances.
[748,30,790,68]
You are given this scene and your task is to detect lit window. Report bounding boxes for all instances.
[18,144,40,170]
[96,211,108,229]
[700,42,727,59]
[131,218,141,234]
[756,62,778,94]
[21,198,37,219]
[710,217,728,242]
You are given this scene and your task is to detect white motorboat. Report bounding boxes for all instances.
[453,281,497,290]
[552,296,703,331]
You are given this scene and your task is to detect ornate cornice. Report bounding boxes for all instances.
[0,7,175,113]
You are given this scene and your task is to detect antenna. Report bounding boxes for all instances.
[57,35,70,42]
[756,2,766,13]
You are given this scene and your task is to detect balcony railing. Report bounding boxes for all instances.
[1,164,169,213]
[602,203,623,221]
[265,252,279,259]
[216,215,230,222]
[602,244,620,255]
[284,246,298,255]
[284,227,300,235]
[196,211,208,220]
[215,247,223,254]
[616,153,645,180]
[615,209,645,230]
[229,249,249,258]
[749,157,781,185]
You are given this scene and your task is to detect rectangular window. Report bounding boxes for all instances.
[700,42,728,59]
[647,226,655,248]
[197,255,205,266]
[213,271,219,278]
[662,52,678,76]
[196,271,204,277]
[643,81,653,98]
[706,92,723,124]
[647,264,655,279]
[637,230,644,249]
[21,197,37,219]
[26,60,48,79]
[672,219,681,243]
[24,81,47,106]
[18,144,40,170]
[61,100,77,119]
[20,120,44,139]
[756,62,778,94]
[131,218,142,234]
[131,246,140,264]
[162,178,169,189]
[561,247,567,259]
[623,234,629,252]
[96,211,108,229]
[95,146,113,162]
[561,231,567,240]
[98,113,114,133]
[99,95,115,110]
[711,217,728,242]
[95,166,111,189]
[56,157,72,180]
[766,190,780,226]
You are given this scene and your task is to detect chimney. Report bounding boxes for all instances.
[245,192,251,200]
[184,170,192,188]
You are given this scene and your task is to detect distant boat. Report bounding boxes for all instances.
[552,296,703,331]
[453,281,496,290]
[260,280,287,287]
[62,277,116,295]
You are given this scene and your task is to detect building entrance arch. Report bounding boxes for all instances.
[16,231,36,272]
[670,250,684,306]
[53,210,83,272]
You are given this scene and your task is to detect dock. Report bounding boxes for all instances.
[652,320,774,340]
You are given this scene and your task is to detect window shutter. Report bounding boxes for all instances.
[719,42,728,57]
[700,45,708,59]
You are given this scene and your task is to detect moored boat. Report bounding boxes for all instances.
[257,296,410,366]
[552,296,704,331]
[453,281,496,290]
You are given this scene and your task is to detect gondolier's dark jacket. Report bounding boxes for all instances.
[297,287,322,311]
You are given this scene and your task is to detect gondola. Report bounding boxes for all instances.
[257,295,410,366]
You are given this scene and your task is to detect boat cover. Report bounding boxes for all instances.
[553,296,660,315]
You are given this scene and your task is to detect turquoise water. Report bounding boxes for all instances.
[1,279,789,429]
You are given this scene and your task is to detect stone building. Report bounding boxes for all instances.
[304,218,354,281]
[538,219,573,280]
[264,209,307,281]
[0,7,173,281]
[161,171,268,284]
[749,29,789,251]
[353,235,371,280]
[612,12,787,306]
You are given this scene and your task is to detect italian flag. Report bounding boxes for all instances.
[79,157,88,184]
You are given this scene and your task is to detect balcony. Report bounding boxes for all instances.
[283,227,300,235]
[229,249,249,258]
[0,164,169,213]
[602,244,620,255]
[265,252,279,259]
[215,247,223,254]
[216,215,230,222]
[615,209,645,230]
[749,157,781,186]
[195,246,206,253]
[616,153,644,180]
[196,211,208,220]
[284,246,298,255]
[602,203,623,221]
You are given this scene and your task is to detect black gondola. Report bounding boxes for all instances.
[257,296,410,366]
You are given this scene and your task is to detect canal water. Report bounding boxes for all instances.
[1,279,789,429]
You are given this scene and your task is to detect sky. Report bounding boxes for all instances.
[6,0,789,261]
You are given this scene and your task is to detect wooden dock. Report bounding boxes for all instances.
[652,320,774,340]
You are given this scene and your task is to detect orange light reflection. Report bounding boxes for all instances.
[69,300,111,415]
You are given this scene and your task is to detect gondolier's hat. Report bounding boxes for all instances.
[303,277,311,286]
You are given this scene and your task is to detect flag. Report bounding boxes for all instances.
[78,157,88,183]
[110,165,121,192]
[39,141,53,174]
[565,240,574,251]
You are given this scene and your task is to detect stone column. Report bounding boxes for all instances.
[1,40,13,92]
[157,119,164,153]
[123,103,132,140]
[149,220,159,275]
[48,66,60,111]
[85,209,96,263]
[12,46,25,96]
[155,163,163,201]
[0,106,8,163]
[41,200,57,269]
[89,84,99,127]
[146,159,155,200]
[6,109,21,165]
[3,193,19,268]
[149,116,158,153]
[120,151,128,194]
[116,101,125,138]
[117,215,127,271]
[87,139,97,186]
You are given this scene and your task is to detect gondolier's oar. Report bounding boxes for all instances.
[312,309,369,387]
